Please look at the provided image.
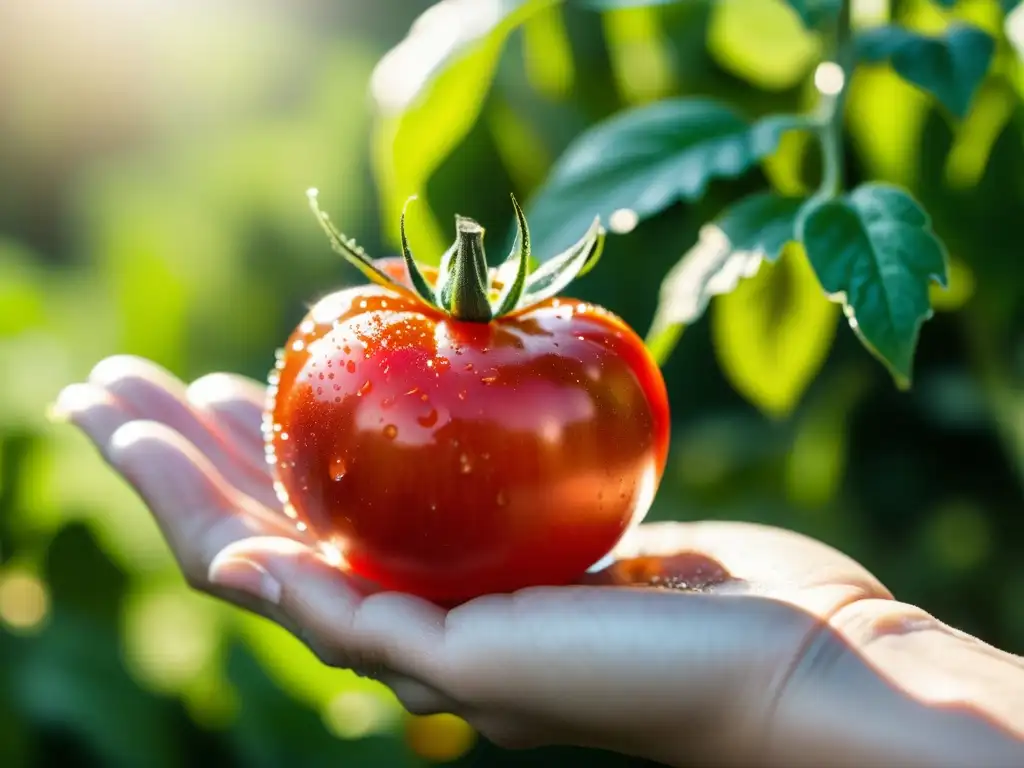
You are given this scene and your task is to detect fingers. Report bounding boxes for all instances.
[106,420,301,586]
[209,537,458,716]
[76,356,278,510]
[187,372,268,472]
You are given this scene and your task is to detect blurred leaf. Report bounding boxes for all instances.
[799,183,949,388]
[712,244,838,418]
[371,0,557,261]
[579,0,840,28]
[856,24,995,118]
[929,255,975,310]
[0,240,46,336]
[526,99,803,255]
[236,612,401,716]
[601,5,678,104]
[225,643,406,768]
[647,192,804,363]
[942,78,1016,189]
[784,364,872,509]
[707,0,820,91]
[846,65,930,187]
[522,4,576,99]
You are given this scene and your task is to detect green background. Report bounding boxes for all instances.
[1,0,1022,766]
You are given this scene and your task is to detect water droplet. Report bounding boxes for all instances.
[300,319,315,334]
[383,424,398,440]
[420,393,429,402]
[429,502,438,511]
[359,381,372,396]
[280,432,289,441]
[464,363,474,372]
[481,375,497,385]
[426,360,434,368]
[330,458,347,481]
[346,360,356,373]
[457,390,467,400]
[273,423,282,432]
[459,454,472,474]
[417,409,439,428]
[381,396,395,409]
[405,386,420,396]
[274,347,285,361]
[267,370,281,386]
[292,339,305,352]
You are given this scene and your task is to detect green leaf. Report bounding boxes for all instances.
[646,192,804,365]
[856,24,995,119]
[526,99,803,257]
[781,0,841,28]
[576,0,840,29]
[371,0,557,260]
[798,183,949,388]
[713,244,839,419]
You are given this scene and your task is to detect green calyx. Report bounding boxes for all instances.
[307,189,606,323]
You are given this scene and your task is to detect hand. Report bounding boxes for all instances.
[56,356,1024,767]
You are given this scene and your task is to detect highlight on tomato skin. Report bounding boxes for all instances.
[264,198,671,605]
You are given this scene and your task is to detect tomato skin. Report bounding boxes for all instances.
[268,259,670,604]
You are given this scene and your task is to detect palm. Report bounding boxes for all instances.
[58,355,896,762]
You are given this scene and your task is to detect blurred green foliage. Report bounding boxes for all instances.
[0,0,1022,766]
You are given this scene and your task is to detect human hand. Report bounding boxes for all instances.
[55,356,1024,767]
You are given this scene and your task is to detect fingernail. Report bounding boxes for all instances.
[209,557,282,604]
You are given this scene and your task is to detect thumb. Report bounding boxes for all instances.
[208,537,459,715]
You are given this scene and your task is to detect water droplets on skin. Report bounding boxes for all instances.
[358,380,373,396]
[417,408,439,428]
[383,424,398,440]
[481,375,498,385]
[292,339,305,352]
[459,453,472,474]
[330,457,347,481]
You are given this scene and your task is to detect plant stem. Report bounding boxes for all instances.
[813,0,854,201]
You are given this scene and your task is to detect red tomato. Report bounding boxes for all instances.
[266,197,669,604]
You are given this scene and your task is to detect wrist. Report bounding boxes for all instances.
[763,599,1024,767]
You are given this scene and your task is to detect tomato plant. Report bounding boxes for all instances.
[266,196,669,603]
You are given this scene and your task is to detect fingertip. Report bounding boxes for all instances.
[88,354,174,389]
[49,382,113,424]
[107,419,185,456]
[187,373,265,409]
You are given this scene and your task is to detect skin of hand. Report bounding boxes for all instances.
[53,355,1024,768]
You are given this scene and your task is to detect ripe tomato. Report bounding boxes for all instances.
[265,193,669,604]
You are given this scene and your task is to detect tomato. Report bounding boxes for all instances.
[265,193,669,604]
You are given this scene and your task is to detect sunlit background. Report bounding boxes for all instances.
[2,0,1023,766]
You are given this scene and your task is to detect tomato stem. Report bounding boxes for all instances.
[439,217,494,322]
[308,190,606,322]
